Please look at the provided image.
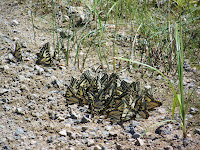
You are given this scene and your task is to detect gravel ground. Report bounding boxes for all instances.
[0,1,200,150]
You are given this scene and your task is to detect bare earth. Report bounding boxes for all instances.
[0,1,200,150]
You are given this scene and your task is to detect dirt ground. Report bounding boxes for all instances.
[0,0,200,150]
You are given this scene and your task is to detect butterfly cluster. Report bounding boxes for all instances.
[65,71,162,123]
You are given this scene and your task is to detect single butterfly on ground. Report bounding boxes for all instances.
[36,42,52,66]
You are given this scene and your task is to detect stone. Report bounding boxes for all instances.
[145,85,151,90]
[11,20,19,26]
[105,125,112,131]
[132,133,140,139]
[109,131,117,137]
[80,116,91,123]
[21,41,27,48]
[82,126,88,132]
[135,138,144,146]
[37,68,44,75]
[18,75,25,82]
[59,130,67,136]
[194,128,200,135]
[94,145,102,150]
[15,127,24,136]
[8,53,15,61]
[87,139,95,147]
[156,75,162,80]
[0,89,10,96]
[189,107,198,114]
[15,107,25,115]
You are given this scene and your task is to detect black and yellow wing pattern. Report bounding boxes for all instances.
[13,42,22,61]
[36,42,52,66]
[64,71,162,122]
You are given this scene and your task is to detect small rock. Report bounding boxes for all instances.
[4,105,11,111]
[94,145,102,150]
[48,97,54,101]
[132,133,140,139]
[67,131,76,139]
[82,126,88,132]
[11,20,19,26]
[102,131,109,137]
[51,79,61,88]
[194,128,200,135]
[82,133,89,138]
[15,127,24,136]
[63,15,70,22]
[18,75,26,82]
[59,130,67,136]
[109,131,117,137]
[70,110,78,119]
[183,138,190,147]
[80,116,91,123]
[0,89,10,96]
[1,98,8,103]
[21,41,27,48]
[116,143,124,150]
[37,68,44,75]
[47,135,56,143]
[156,75,162,80]
[164,146,173,150]
[13,29,20,33]
[58,116,65,121]
[189,107,198,114]
[105,125,112,131]
[87,139,95,147]
[135,138,144,146]
[28,94,38,100]
[15,107,25,115]
[145,85,151,90]
[8,53,15,61]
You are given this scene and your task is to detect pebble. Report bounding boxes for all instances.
[59,130,67,136]
[15,127,24,136]
[18,75,25,82]
[15,107,25,115]
[183,138,191,147]
[164,146,173,150]
[132,133,140,139]
[37,68,44,75]
[87,139,95,147]
[4,105,11,111]
[8,53,15,61]
[105,125,112,131]
[156,75,162,80]
[194,128,200,135]
[67,131,76,139]
[108,131,117,137]
[0,88,10,96]
[135,138,144,146]
[82,126,88,132]
[189,107,198,114]
[47,135,56,143]
[11,20,19,26]
[21,41,27,48]
[48,97,54,101]
[144,85,151,90]
[80,115,91,123]
[94,145,102,150]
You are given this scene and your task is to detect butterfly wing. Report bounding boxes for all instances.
[36,42,52,66]
[144,92,162,110]
[13,42,22,61]
[65,86,80,105]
